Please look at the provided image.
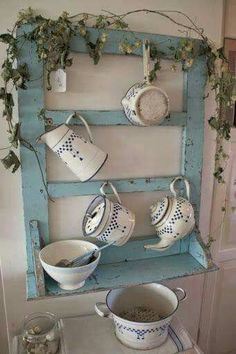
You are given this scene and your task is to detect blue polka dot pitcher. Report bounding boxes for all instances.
[145,176,195,251]
[37,113,108,182]
[82,181,135,246]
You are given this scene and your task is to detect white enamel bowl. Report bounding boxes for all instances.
[95,283,186,350]
[39,240,100,290]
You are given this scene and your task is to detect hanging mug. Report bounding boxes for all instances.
[37,114,108,182]
[121,40,169,126]
[145,176,195,251]
[82,181,135,246]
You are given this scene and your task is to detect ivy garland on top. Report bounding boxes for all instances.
[0,7,234,184]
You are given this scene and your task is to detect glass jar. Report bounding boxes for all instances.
[22,312,60,354]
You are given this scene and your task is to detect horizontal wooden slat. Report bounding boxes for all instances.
[45,110,187,127]
[69,27,201,58]
[48,176,174,198]
[28,253,217,299]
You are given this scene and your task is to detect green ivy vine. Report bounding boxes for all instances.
[0,7,234,184]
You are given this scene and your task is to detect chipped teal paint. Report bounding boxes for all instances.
[30,253,217,299]
[17,25,49,299]
[46,110,187,127]
[185,56,207,213]
[48,177,174,198]
[29,220,45,297]
[17,24,212,299]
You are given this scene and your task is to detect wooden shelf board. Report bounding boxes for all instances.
[27,253,217,300]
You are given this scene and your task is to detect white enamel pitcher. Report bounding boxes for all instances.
[37,114,108,182]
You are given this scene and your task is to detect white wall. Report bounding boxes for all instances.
[0,1,224,352]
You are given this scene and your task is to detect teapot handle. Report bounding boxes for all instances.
[100,181,122,204]
[170,176,191,201]
[143,40,151,84]
[66,113,94,143]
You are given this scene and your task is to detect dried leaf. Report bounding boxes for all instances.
[1,150,20,173]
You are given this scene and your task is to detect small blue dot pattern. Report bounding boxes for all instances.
[156,197,192,238]
[55,132,87,160]
[98,203,130,242]
[114,320,169,340]
[151,199,167,224]
[122,82,146,126]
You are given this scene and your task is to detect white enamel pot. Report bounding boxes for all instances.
[145,176,195,251]
[121,40,169,126]
[95,283,187,350]
[82,181,135,246]
[37,114,108,182]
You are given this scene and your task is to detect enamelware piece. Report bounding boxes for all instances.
[95,283,186,350]
[121,40,169,126]
[37,113,108,182]
[39,240,101,290]
[83,181,135,246]
[145,176,195,251]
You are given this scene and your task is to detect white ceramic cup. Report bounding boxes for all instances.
[95,283,186,350]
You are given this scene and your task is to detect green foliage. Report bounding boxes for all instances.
[0,7,233,182]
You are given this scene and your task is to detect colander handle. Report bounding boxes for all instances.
[170,176,191,201]
[172,287,187,302]
[143,40,151,84]
[95,302,112,319]
[66,113,94,143]
[100,181,122,204]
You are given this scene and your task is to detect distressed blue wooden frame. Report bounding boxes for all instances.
[17,25,216,300]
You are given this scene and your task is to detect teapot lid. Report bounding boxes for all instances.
[150,197,169,225]
[82,196,107,236]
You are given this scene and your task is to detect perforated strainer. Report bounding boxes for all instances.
[121,40,169,126]
[119,306,161,322]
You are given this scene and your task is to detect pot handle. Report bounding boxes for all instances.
[172,287,187,302]
[170,176,191,201]
[143,40,151,84]
[66,113,94,143]
[95,302,113,319]
[100,181,122,204]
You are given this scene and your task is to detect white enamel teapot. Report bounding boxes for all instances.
[145,176,195,251]
[83,181,135,246]
[121,40,169,126]
[37,113,108,182]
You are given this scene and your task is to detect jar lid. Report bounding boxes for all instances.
[150,197,169,225]
[82,196,107,237]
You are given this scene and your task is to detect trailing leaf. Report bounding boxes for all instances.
[1,150,20,173]
[8,123,20,148]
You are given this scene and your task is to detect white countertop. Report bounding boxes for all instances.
[13,315,203,354]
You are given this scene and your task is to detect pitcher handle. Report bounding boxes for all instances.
[95,302,113,319]
[100,181,122,204]
[170,176,191,201]
[172,287,187,302]
[66,113,94,143]
[143,40,151,84]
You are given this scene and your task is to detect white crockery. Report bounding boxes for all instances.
[39,240,101,290]
[83,181,135,246]
[145,176,195,251]
[121,40,169,126]
[95,283,186,350]
[37,113,107,182]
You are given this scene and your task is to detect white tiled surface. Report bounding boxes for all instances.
[12,315,203,354]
